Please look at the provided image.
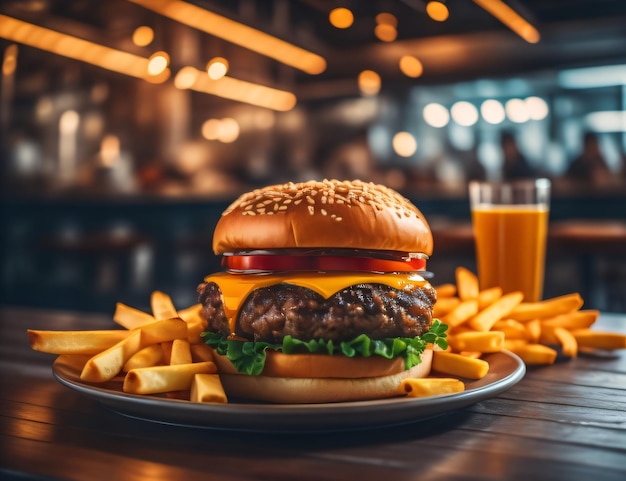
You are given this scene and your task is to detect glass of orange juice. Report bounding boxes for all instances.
[468,179,551,302]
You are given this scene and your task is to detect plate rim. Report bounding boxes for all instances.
[52,350,526,432]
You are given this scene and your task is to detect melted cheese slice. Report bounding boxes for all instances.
[204,271,430,334]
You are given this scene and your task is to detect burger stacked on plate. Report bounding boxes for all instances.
[197,179,446,403]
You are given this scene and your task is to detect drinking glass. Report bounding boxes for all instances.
[468,179,551,302]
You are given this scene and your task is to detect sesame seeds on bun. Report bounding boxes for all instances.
[212,179,433,256]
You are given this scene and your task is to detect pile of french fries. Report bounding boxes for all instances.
[433,267,626,366]
[27,271,626,404]
[28,291,228,403]
[28,289,474,402]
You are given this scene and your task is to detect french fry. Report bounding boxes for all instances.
[161,341,173,364]
[433,297,461,318]
[113,302,155,329]
[28,329,129,355]
[478,287,503,311]
[190,373,228,403]
[541,310,599,330]
[398,378,465,397]
[442,299,479,327]
[175,304,207,344]
[434,283,457,298]
[123,344,164,372]
[186,317,208,344]
[190,343,215,363]
[503,339,529,352]
[123,361,217,395]
[446,324,473,336]
[570,330,626,350]
[450,331,505,353]
[459,351,483,359]
[468,291,524,332]
[508,293,584,321]
[136,318,188,345]
[432,351,490,379]
[525,319,542,343]
[178,303,203,322]
[54,354,92,371]
[80,329,143,382]
[507,343,557,365]
[151,290,179,320]
[553,327,578,358]
[456,267,479,300]
[170,339,193,365]
[492,319,530,340]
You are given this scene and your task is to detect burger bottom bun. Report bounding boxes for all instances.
[215,349,433,404]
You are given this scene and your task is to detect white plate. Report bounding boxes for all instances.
[53,351,525,433]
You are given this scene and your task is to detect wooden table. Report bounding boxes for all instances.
[1,306,625,481]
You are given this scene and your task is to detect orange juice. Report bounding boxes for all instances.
[472,205,549,302]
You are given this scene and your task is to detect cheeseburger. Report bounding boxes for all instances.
[198,179,447,403]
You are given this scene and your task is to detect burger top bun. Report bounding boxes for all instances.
[213,179,433,256]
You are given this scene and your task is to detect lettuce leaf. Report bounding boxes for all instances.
[202,319,448,376]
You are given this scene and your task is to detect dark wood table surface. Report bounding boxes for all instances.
[1,306,625,481]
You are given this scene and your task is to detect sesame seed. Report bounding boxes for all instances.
[321,209,327,216]
[306,196,315,205]
[308,205,314,215]
[335,216,342,222]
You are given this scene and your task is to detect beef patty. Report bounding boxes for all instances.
[197,281,436,343]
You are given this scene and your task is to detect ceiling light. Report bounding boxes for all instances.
[505,98,530,123]
[329,8,354,29]
[132,26,154,47]
[480,99,505,124]
[585,111,626,133]
[451,101,479,126]
[129,0,326,74]
[202,119,221,140]
[423,103,450,128]
[426,1,450,22]
[525,96,549,120]
[206,57,229,80]
[2,44,18,76]
[175,66,297,111]
[376,13,398,27]
[147,51,170,76]
[473,0,540,43]
[392,132,418,157]
[558,64,626,89]
[399,55,423,78]
[358,70,381,96]
[0,15,165,82]
[217,118,240,143]
[174,66,199,89]
[374,24,398,42]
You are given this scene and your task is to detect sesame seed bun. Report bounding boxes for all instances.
[212,179,433,256]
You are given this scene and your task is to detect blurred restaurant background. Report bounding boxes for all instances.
[1,0,626,314]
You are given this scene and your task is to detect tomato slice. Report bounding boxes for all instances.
[222,252,427,273]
